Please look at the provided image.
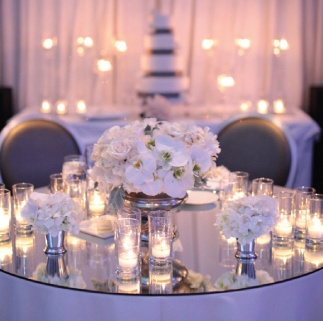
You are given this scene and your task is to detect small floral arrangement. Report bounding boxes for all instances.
[91,118,221,198]
[32,263,86,289]
[21,192,84,237]
[216,195,278,245]
[214,270,274,291]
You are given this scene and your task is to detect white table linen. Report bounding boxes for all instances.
[0,268,322,321]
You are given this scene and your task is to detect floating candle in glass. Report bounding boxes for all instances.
[274,99,286,114]
[257,99,269,114]
[114,40,127,52]
[76,100,87,114]
[40,100,52,113]
[55,100,67,115]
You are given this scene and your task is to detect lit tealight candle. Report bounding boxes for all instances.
[42,38,55,50]
[41,100,52,113]
[0,209,10,232]
[56,100,67,115]
[202,38,217,51]
[76,100,87,114]
[235,38,251,50]
[83,37,93,48]
[307,217,323,239]
[240,101,252,112]
[118,251,138,268]
[257,99,269,114]
[273,99,286,114]
[114,40,127,52]
[217,74,235,89]
[96,59,112,73]
[296,214,307,230]
[152,241,171,259]
[88,191,106,216]
[275,217,293,237]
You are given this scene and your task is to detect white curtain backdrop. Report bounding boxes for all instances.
[1,0,323,114]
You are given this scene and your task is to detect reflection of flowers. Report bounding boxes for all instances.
[216,195,278,245]
[214,270,274,291]
[32,263,86,289]
[21,192,84,237]
[183,270,216,293]
[91,118,220,198]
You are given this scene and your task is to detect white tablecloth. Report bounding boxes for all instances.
[0,268,322,321]
[1,107,320,188]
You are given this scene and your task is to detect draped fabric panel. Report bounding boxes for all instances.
[0,0,323,113]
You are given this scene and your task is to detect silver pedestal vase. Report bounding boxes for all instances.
[235,239,257,260]
[44,231,67,255]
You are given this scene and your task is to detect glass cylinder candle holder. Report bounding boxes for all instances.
[0,189,11,243]
[50,173,65,194]
[251,177,274,196]
[87,188,106,217]
[12,183,34,234]
[148,211,173,266]
[273,191,294,244]
[114,218,141,279]
[306,194,323,250]
[294,186,315,240]
[232,171,249,199]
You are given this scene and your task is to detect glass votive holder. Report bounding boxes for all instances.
[294,186,316,240]
[12,183,34,234]
[87,188,106,217]
[0,189,11,243]
[148,210,173,266]
[251,177,274,196]
[0,183,5,189]
[117,206,141,224]
[114,218,141,279]
[306,194,323,250]
[228,171,249,200]
[273,191,294,244]
[62,154,87,182]
[149,262,173,294]
[50,173,65,194]
[64,177,87,211]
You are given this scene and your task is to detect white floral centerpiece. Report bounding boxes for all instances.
[21,192,84,237]
[216,195,278,245]
[91,118,221,199]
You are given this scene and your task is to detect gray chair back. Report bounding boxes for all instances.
[0,119,80,189]
[216,115,297,187]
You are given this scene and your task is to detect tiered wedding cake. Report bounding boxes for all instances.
[137,11,189,104]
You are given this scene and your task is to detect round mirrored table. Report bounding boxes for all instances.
[0,188,323,321]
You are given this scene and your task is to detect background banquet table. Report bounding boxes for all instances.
[0,185,322,321]
[2,106,320,188]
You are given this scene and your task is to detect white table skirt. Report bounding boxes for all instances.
[0,268,322,321]
[0,108,320,188]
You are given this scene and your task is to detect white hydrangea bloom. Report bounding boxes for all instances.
[21,192,84,236]
[216,195,278,245]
